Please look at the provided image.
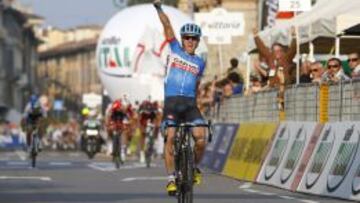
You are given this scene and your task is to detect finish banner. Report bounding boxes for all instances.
[223,122,278,181]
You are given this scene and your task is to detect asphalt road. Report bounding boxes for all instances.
[0,150,352,203]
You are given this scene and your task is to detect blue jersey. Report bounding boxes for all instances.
[164,38,205,98]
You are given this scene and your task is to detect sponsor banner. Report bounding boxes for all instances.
[210,124,239,172]
[200,124,225,169]
[297,122,360,201]
[223,123,278,181]
[257,122,319,190]
[0,135,25,149]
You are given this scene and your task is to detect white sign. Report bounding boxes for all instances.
[82,93,102,108]
[279,0,311,12]
[195,8,245,45]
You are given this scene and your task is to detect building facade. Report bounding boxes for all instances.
[177,0,259,81]
[0,2,42,114]
[37,27,102,112]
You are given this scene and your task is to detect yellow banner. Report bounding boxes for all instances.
[222,122,278,181]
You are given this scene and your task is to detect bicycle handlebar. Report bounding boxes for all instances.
[165,120,213,143]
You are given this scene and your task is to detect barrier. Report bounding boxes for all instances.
[0,135,25,149]
[297,122,360,201]
[209,124,238,172]
[257,122,322,191]
[200,124,226,169]
[222,122,277,182]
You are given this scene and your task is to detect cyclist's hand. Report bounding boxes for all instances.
[153,0,162,9]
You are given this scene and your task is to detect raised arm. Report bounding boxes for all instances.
[286,26,297,63]
[253,28,271,59]
[153,0,175,40]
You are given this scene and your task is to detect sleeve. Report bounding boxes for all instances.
[198,60,206,78]
[168,38,182,53]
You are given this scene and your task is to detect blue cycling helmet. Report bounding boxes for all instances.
[180,23,202,38]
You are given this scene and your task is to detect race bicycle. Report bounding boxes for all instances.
[165,121,212,203]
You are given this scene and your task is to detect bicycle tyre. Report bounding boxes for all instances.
[184,146,194,203]
[112,131,122,169]
[145,132,154,168]
[31,133,38,168]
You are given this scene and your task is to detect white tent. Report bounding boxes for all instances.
[247,0,360,54]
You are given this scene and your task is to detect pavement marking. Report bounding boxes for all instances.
[0,176,52,181]
[298,200,319,203]
[7,161,28,166]
[121,176,168,182]
[279,195,297,200]
[239,182,253,189]
[15,150,27,161]
[239,183,319,203]
[49,162,72,166]
[88,162,158,172]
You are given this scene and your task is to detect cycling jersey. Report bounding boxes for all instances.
[165,38,205,98]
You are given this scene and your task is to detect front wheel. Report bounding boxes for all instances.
[30,133,39,168]
[112,131,122,169]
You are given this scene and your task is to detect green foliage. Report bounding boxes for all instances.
[127,0,178,7]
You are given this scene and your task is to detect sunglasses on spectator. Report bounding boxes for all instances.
[182,36,199,41]
[311,69,319,72]
[328,64,340,69]
[348,58,359,62]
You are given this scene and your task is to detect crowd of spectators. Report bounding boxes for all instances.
[197,26,360,116]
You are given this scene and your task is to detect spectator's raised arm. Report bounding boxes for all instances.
[286,27,297,63]
[253,28,271,59]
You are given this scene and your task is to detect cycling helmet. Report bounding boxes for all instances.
[112,100,122,111]
[180,23,202,38]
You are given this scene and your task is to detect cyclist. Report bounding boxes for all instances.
[105,99,130,160]
[138,99,159,163]
[22,94,47,151]
[153,0,207,195]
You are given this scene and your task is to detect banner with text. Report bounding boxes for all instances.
[223,123,278,181]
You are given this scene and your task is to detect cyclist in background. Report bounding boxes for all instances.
[138,99,158,163]
[22,94,47,151]
[154,0,207,194]
[105,99,130,160]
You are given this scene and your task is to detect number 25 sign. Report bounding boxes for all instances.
[279,0,312,12]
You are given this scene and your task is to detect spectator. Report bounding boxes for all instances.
[247,75,262,95]
[227,72,243,95]
[226,58,239,75]
[253,27,297,87]
[322,57,350,83]
[300,60,312,83]
[348,52,360,78]
[253,56,269,86]
[309,61,325,84]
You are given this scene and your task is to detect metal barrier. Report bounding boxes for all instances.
[218,89,279,123]
[217,80,360,122]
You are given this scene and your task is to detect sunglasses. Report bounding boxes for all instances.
[348,58,359,62]
[328,64,340,69]
[182,36,199,41]
[311,69,319,72]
